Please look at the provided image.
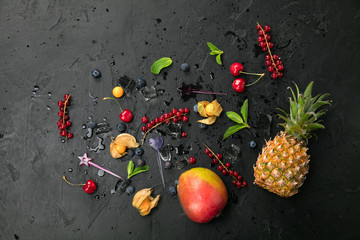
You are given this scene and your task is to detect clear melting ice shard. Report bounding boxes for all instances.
[117,75,135,96]
[256,113,272,137]
[97,169,105,177]
[167,122,182,139]
[94,122,111,134]
[175,156,189,170]
[224,144,241,164]
[159,144,172,162]
[140,86,158,101]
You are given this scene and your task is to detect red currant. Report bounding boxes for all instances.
[265,34,270,41]
[258,30,264,36]
[257,36,264,43]
[172,118,178,123]
[277,64,284,71]
[57,100,64,107]
[57,120,62,126]
[179,108,184,113]
[230,63,244,77]
[141,116,149,123]
[236,181,242,188]
[268,42,274,48]
[217,165,224,171]
[164,113,169,119]
[268,66,274,72]
[237,175,242,181]
[188,157,196,164]
[58,111,64,117]
[65,121,71,127]
[58,123,66,130]
[64,94,70,100]
[273,54,279,60]
[265,55,271,61]
[229,170,234,175]
[141,126,147,132]
[63,101,69,107]
[165,119,171,124]
[232,180,237,186]
[232,79,246,93]
[277,72,283,78]
[264,25,271,32]
[64,115,69,121]
[256,24,262,30]
[59,106,64,112]
[275,60,282,65]
[205,148,210,154]
[259,42,266,48]
[184,108,190,113]
[222,170,228,175]
[159,116,165,122]
[67,132,73,139]
[212,158,219,164]
[176,112,181,117]
[154,117,160,123]
[60,130,67,136]
[271,72,278,79]
[182,116,188,122]
[225,162,231,168]
[265,60,272,66]
[172,108,177,114]
[242,181,248,187]
[146,123,152,129]
[181,132,187,138]
[262,47,267,52]
[150,120,155,126]
[168,112,174,117]
[233,171,239,177]
[216,153,223,160]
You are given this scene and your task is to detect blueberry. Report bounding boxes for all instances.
[135,78,147,89]
[174,179,179,186]
[168,186,177,196]
[199,123,207,130]
[87,121,97,129]
[164,162,172,169]
[193,104,198,112]
[180,63,190,72]
[91,69,102,79]
[127,149,135,157]
[135,147,144,156]
[126,186,135,195]
[136,159,146,167]
[250,141,257,148]
[116,123,126,133]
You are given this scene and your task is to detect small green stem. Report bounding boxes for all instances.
[245,73,265,87]
[240,71,263,76]
[102,97,123,112]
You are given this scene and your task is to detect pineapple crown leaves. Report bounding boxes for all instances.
[277,81,331,143]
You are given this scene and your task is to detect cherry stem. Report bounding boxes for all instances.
[102,97,123,112]
[202,144,239,182]
[142,113,187,145]
[256,22,279,73]
[63,176,85,186]
[245,73,265,87]
[239,71,263,76]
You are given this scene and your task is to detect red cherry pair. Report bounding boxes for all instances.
[230,63,265,93]
[103,97,133,122]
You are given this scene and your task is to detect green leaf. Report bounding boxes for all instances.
[240,99,248,124]
[216,54,222,65]
[207,42,220,52]
[303,81,314,98]
[151,57,172,74]
[223,124,248,140]
[226,111,244,124]
[128,165,150,179]
[127,160,135,178]
[308,123,325,130]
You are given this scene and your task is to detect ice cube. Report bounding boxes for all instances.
[224,144,241,164]
[255,114,272,137]
[159,144,172,162]
[175,157,189,170]
[97,169,105,177]
[94,122,111,134]
[167,122,182,139]
[117,75,135,96]
[140,86,158,101]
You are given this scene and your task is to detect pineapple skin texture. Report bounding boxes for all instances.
[254,132,310,197]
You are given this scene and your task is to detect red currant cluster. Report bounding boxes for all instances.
[57,94,73,139]
[256,23,284,79]
[204,145,247,189]
[141,108,190,144]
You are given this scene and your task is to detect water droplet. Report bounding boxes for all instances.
[110,60,115,66]
[82,124,87,129]
[103,117,107,121]
[33,85,39,91]
[46,106,51,110]
[36,109,40,112]
[95,195,100,199]
[210,72,214,79]
[48,92,52,96]
[68,168,73,172]
[0,133,4,138]
[61,139,65,143]
[72,86,76,89]
[48,98,52,101]
[31,96,35,100]
[84,171,88,175]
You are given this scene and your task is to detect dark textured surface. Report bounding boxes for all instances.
[1,0,359,239]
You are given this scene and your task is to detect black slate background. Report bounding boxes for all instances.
[1,0,359,239]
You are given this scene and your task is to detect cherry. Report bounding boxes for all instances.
[57,100,64,107]
[216,153,223,160]
[141,116,149,123]
[119,109,133,122]
[222,170,228,175]
[217,165,224,171]
[181,132,187,138]
[60,130,67,136]
[141,126,147,132]
[230,63,244,77]
[83,180,97,193]
[182,115,188,122]
[188,157,196,164]
[225,162,231,168]
[204,148,210,154]
[67,132,74,139]
[212,158,219,164]
[232,79,246,93]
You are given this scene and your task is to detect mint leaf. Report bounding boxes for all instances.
[151,57,172,74]
[223,124,248,140]
[216,54,222,65]
[207,42,220,52]
[128,165,149,179]
[226,111,244,124]
[240,99,248,124]
[127,160,135,178]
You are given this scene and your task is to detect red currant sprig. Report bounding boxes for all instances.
[141,108,190,145]
[203,144,247,189]
[57,94,73,140]
[256,23,284,79]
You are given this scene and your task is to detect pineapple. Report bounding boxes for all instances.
[254,82,331,197]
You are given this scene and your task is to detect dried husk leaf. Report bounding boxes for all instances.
[132,188,160,216]
[110,142,126,158]
[198,101,210,117]
[210,99,223,117]
[197,116,217,125]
